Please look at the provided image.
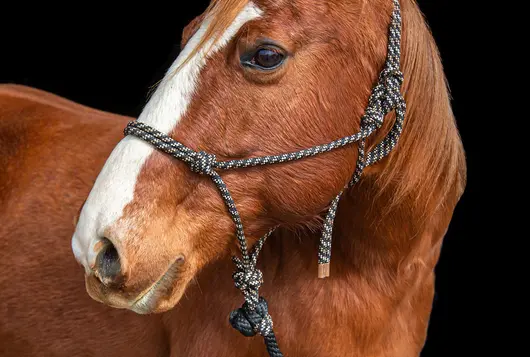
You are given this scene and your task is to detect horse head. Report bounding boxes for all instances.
[71,0,466,322]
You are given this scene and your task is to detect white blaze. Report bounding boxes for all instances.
[72,3,262,271]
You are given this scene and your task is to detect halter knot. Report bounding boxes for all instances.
[379,66,404,87]
[360,65,404,130]
[229,297,274,337]
[232,257,264,307]
[190,151,217,175]
[230,258,272,337]
[361,108,385,129]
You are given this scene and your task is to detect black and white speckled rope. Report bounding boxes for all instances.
[123,1,404,356]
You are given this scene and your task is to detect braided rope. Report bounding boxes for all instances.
[317,139,366,276]
[122,1,404,356]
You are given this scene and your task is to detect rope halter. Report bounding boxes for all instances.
[190,151,217,175]
[123,1,405,356]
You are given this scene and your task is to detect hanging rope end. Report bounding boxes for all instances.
[318,263,330,278]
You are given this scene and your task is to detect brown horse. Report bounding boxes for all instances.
[0,0,466,356]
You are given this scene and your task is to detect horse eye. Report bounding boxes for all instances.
[242,46,286,70]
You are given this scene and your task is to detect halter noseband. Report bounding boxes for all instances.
[124,1,405,356]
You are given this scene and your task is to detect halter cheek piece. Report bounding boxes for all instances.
[124,1,404,356]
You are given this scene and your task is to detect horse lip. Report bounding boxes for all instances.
[84,274,129,309]
[129,256,185,314]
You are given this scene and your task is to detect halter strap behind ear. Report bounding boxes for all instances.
[317,0,405,277]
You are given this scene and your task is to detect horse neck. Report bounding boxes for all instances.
[260,176,450,289]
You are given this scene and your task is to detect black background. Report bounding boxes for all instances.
[1,1,480,356]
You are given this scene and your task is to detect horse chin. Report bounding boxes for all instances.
[130,288,186,315]
[84,274,131,310]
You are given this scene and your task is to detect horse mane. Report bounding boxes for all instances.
[370,0,466,221]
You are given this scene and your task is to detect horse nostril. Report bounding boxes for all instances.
[95,238,122,287]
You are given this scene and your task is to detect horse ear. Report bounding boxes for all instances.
[181,14,206,50]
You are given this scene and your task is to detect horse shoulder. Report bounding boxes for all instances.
[0,84,130,200]
[0,85,170,357]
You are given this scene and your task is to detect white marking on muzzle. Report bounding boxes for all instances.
[72,2,262,272]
